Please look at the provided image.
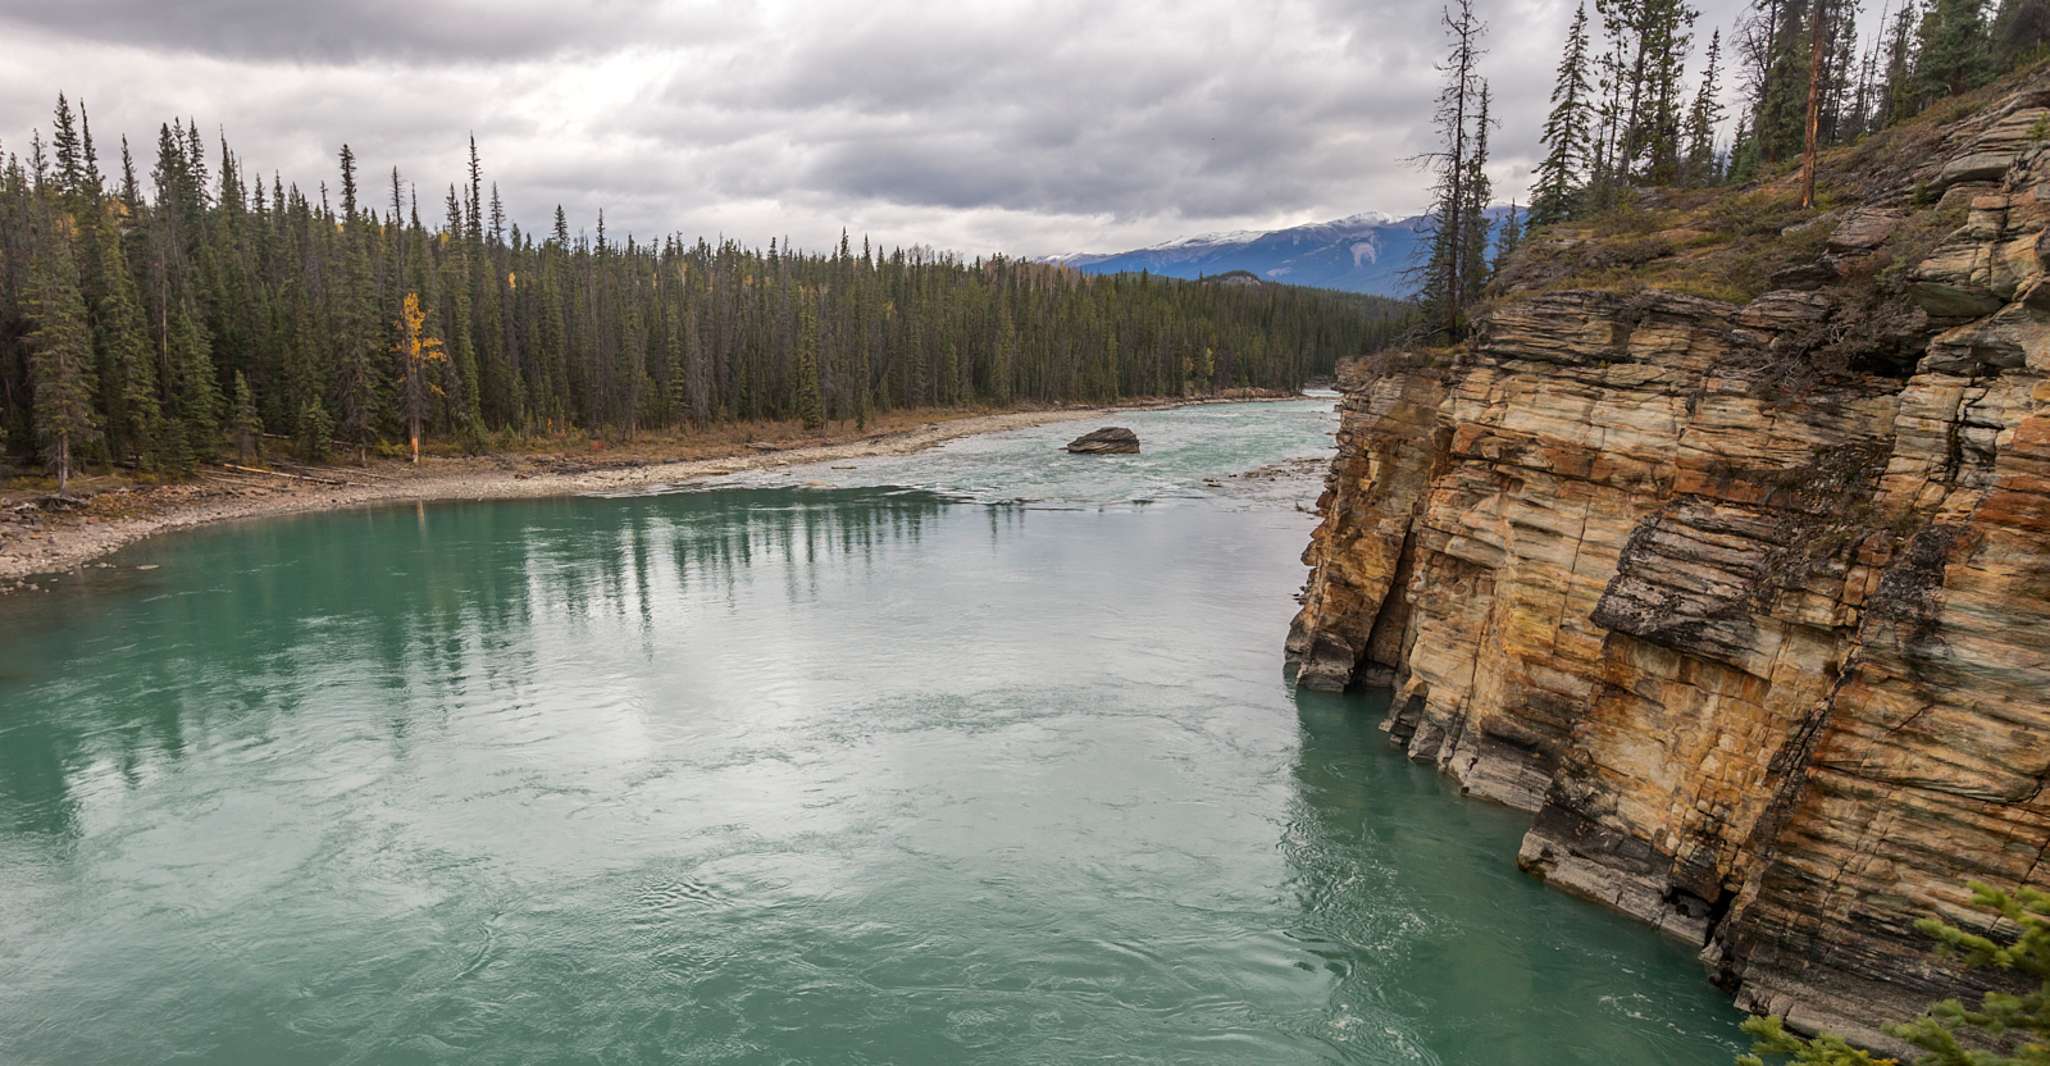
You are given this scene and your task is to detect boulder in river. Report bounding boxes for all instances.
[1065,427,1140,454]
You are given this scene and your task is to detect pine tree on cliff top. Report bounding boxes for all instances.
[1413,0,1487,340]
[1459,83,1496,311]
[1684,29,1727,184]
[1531,2,1596,226]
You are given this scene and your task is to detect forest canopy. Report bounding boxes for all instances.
[0,103,1405,482]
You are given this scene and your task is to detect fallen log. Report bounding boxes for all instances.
[213,463,356,487]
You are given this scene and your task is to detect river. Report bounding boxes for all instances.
[0,399,1748,1064]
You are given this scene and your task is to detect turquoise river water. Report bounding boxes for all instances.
[0,399,1748,1064]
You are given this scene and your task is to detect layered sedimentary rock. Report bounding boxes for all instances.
[1287,80,2050,1047]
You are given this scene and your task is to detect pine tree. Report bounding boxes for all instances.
[795,289,825,430]
[1684,30,1727,183]
[165,299,219,466]
[295,398,333,463]
[231,369,262,463]
[1459,84,1497,310]
[1916,0,1994,99]
[1757,0,1815,160]
[1531,2,1597,225]
[663,305,688,426]
[1879,0,1921,125]
[1414,0,1487,339]
[993,305,1017,405]
[84,196,161,467]
[50,94,86,208]
[1493,203,1523,275]
[1636,0,1700,183]
[1991,0,2050,64]
[25,204,99,493]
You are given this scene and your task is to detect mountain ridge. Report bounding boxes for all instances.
[1040,208,1510,297]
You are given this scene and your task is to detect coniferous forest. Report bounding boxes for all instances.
[1413,0,2050,340]
[0,102,1402,487]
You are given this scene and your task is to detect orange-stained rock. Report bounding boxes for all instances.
[1287,79,2050,1052]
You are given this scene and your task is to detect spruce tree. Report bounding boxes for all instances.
[50,94,86,208]
[795,289,824,431]
[1459,84,1496,310]
[1684,30,1727,183]
[231,369,261,463]
[166,298,219,464]
[1879,0,1922,125]
[1532,2,1597,225]
[1991,0,2050,64]
[1757,0,1815,160]
[1916,0,1994,98]
[25,204,99,493]
[1493,203,1523,275]
[295,398,332,463]
[87,211,161,467]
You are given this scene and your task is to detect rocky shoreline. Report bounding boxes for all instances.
[1,397,1291,592]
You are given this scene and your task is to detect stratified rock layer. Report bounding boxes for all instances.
[1288,80,2050,1049]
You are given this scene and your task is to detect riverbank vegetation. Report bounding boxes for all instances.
[0,107,1407,488]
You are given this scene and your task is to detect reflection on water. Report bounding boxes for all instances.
[0,424,1745,1064]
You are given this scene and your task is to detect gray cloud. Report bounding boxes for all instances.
[0,0,1875,260]
[0,0,742,63]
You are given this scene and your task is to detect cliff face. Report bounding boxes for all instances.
[1287,76,2050,1047]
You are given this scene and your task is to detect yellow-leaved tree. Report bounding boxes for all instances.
[394,292,446,463]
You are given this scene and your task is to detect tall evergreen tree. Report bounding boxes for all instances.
[231,369,261,463]
[1493,203,1523,275]
[1916,0,1994,98]
[795,288,824,431]
[1684,29,1727,183]
[85,209,160,467]
[1991,0,2050,63]
[1879,0,1923,124]
[1459,84,1496,310]
[25,204,99,492]
[1532,2,1597,225]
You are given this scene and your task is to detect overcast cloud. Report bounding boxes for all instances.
[0,0,1857,259]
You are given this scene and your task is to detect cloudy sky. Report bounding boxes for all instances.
[0,0,1808,258]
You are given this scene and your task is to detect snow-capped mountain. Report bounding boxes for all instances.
[1039,209,1511,297]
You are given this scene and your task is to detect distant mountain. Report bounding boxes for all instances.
[1040,209,1513,297]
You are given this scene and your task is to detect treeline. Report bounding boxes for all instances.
[0,100,1398,489]
[1527,0,2050,226]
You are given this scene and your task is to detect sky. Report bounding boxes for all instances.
[0,0,1815,259]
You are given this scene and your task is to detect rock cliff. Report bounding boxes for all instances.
[1287,72,2050,1048]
